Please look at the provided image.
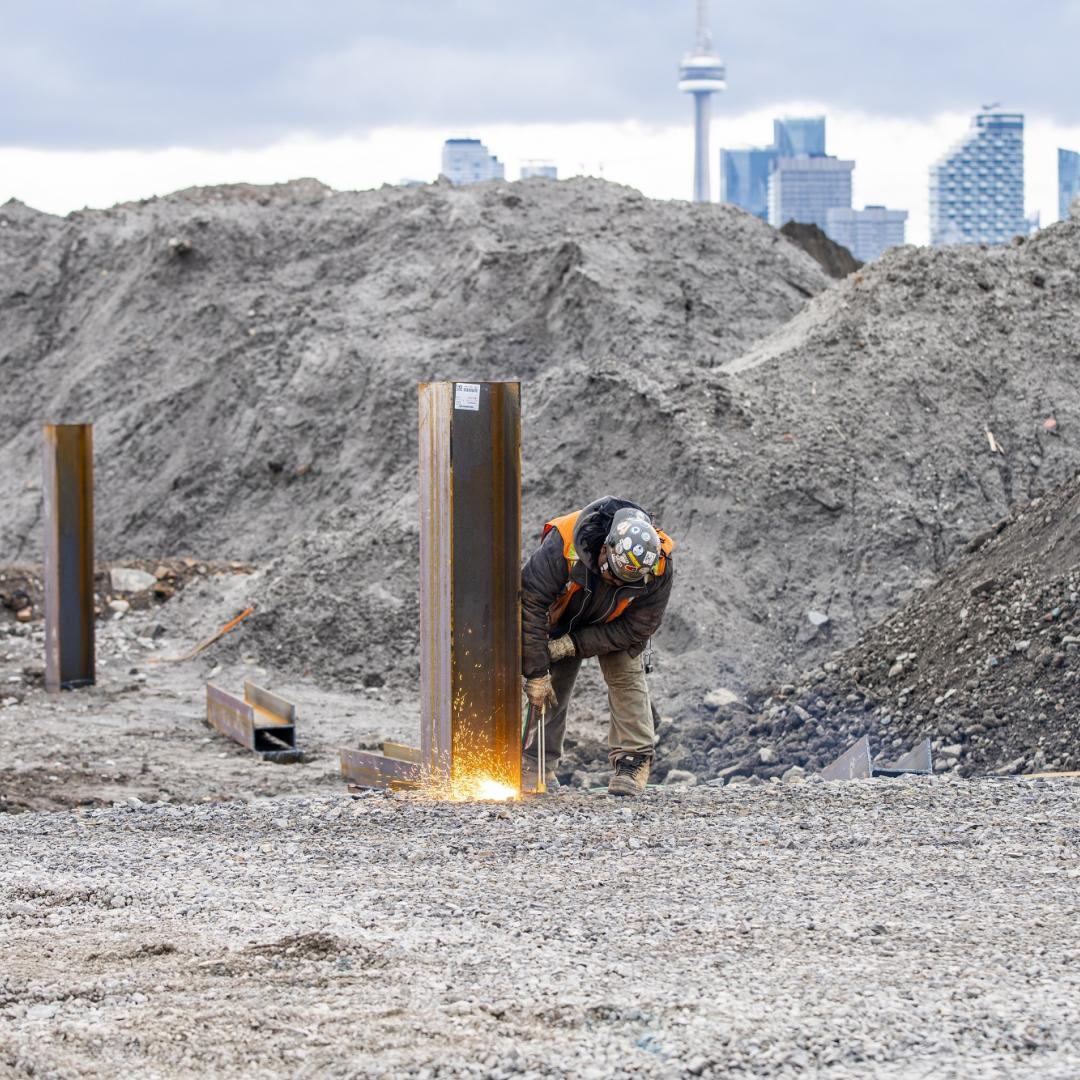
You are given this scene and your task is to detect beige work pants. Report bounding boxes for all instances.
[545,650,655,767]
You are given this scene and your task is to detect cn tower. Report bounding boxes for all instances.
[677,0,727,202]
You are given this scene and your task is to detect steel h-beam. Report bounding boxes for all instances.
[43,424,95,692]
[419,382,521,791]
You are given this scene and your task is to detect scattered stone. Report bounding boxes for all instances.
[703,687,740,709]
[662,770,698,786]
[110,568,157,593]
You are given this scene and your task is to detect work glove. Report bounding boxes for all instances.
[547,635,576,663]
[524,673,558,710]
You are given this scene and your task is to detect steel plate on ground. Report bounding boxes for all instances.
[820,735,873,781]
[340,748,422,791]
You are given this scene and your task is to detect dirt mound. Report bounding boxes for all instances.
[0,177,828,704]
[781,221,862,278]
[5,180,1080,722]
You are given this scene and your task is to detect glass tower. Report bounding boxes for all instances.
[929,113,1026,245]
[720,147,778,220]
[721,116,833,221]
[1059,149,1080,222]
[773,117,826,158]
[441,139,506,185]
[768,156,854,232]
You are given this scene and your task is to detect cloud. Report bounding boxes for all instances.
[1,0,1078,150]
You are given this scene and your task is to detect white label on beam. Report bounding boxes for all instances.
[454,383,480,411]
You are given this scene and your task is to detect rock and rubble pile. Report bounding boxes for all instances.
[4,178,1080,724]
[646,472,1080,785]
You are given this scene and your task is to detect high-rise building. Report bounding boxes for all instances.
[1059,149,1080,221]
[677,0,726,202]
[520,162,558,180]
[768,156,854,232]
[929,113,1026,245]
[720,147,778,220]
[825,205,908,262]
[721,116,829,221]
[773,117,826,158]
[441,139,505,185]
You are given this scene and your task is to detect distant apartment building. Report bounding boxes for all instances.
[929,113,1026,245]
[768,156,854,232]
[1059,149,1080,221]
[441,138,505,185]
[825,205,908,262]
[520,162,558,180]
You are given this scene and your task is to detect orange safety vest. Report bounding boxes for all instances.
[542,510,674,628]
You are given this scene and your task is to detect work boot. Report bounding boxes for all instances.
[608,753,651,797]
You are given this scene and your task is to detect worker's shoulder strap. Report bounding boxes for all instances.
[542,511,582,566]
[653,528,675,578]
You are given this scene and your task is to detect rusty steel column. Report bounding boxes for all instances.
[418,382,521,791]
[43,424,95,692]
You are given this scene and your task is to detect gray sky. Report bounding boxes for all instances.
[4,0,1078,150]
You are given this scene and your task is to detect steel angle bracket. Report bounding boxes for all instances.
[820,734,873,780]
[340,744,422,792]
[874,738,933,778]
[206,681,300,762]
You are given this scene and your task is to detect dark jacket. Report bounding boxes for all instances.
[520,496,675,678]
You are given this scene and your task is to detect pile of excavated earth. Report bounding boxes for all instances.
[5,178,1080,737]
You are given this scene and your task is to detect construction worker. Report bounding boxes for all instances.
[521,496,675,797]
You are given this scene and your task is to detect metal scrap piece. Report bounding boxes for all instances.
[820,734,873,781]
[206,681,299,762]
[340,748,421,791]
[875,738,933,777]
[820,735,934,781]
[43,424,95,692]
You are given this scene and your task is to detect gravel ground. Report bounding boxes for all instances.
[0,570,422,814]
[3,778,1079,1078]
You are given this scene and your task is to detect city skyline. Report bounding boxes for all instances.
[4,2,1080,244]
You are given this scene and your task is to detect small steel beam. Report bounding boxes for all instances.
[206,681,299,762]
[418,382,521,791]
[43,424,95,692]
[382,742,422,764]
[340,747,421,791]
[819,735,873,781]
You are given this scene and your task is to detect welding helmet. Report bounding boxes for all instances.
[605,508,660,582]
